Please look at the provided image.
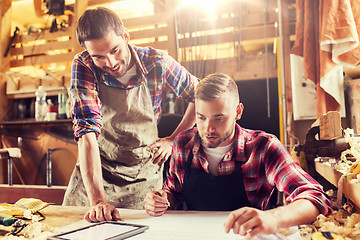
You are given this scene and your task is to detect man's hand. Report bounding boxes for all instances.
[147,137,173,165]
[84,202,122,223]
[144,190,170,216]
[224,207,279,239]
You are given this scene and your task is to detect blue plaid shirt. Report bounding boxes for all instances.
[68,45,199,140]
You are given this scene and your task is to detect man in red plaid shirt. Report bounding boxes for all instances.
[144,73,332,239]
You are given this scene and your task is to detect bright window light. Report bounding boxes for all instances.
[180,0,221,15]
[110,0,153,11]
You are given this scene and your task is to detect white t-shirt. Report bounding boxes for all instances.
[202,141,234,176]
[116,64,137,86]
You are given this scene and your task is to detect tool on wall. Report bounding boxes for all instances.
[4,27,20,57]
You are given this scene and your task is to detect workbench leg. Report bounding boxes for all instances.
[46,149,52,187]
[8,157,13,186]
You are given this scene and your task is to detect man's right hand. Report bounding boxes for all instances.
[84,202,122,222]
[144,190,170,216]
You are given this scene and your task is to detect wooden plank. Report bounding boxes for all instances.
[10,40,73,56]
[178,10,290,34]
[12,27,73,44]
[73,0,87,55]
[319,111,342,140]
[178,24,291,48]
[0,184,67,204]
[181,52,277,81]
[281,0,294,148]
[166,0,178,60]
[0,0,12,124]
[123,14,167,28]
[176,1,243,20]
[129,26,169,40]
[10,52,75,68]
[135,41,168,51]
[176,1,295,31]
[178,16,239,35]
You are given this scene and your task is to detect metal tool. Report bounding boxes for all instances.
[294,126,350,177]
[0,213,17,226]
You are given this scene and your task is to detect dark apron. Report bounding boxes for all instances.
[63,80,163,209]
[183,150,250,211]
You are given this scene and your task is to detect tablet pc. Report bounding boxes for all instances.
[48,221,149,240]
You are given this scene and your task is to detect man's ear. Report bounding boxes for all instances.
[235,103,244,120]
[123,28,130,43]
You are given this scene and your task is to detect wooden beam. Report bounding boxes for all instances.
[72,0,87,55]
[166,0,178,59]
[123,14,166,28]
[129,26,169,40]
[178,23,295,48]
[280,0,294,147]
[181,52,277,81]
[134,41,168,52]
[88,0,115,6]
[0,0,12,123]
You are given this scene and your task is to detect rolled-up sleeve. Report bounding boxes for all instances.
[68,55,103,141]
[265,138,333,216]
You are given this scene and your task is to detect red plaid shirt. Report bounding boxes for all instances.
[163,123,332,215]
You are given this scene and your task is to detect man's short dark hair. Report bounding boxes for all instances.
[76,7,125,47]
[195,73,240,104]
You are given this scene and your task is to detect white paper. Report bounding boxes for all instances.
[123,210,301,240]
[55,209,302,240]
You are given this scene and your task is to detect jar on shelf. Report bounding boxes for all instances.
[35,86,47,121]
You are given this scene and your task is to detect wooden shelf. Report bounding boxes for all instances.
[0,118,72,128]
[315,159,360,210]
[6,87,66,99]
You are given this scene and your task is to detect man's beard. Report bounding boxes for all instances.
[200,129,233,148]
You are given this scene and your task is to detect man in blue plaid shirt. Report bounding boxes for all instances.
[62,6,199,223]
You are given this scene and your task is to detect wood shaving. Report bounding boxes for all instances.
[313,210,360,239]
[338,128,360,183]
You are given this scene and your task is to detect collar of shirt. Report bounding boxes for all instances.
[184,124,247,174]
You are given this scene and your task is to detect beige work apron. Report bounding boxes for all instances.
[63,80,163,209]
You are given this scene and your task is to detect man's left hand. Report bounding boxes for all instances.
[147,137,173,165]
[223,207,279,239]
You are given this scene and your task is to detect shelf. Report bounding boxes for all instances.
[6,87,66,99]
[0,118,72,128]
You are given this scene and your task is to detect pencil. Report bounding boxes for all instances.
[152,190,170,207]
